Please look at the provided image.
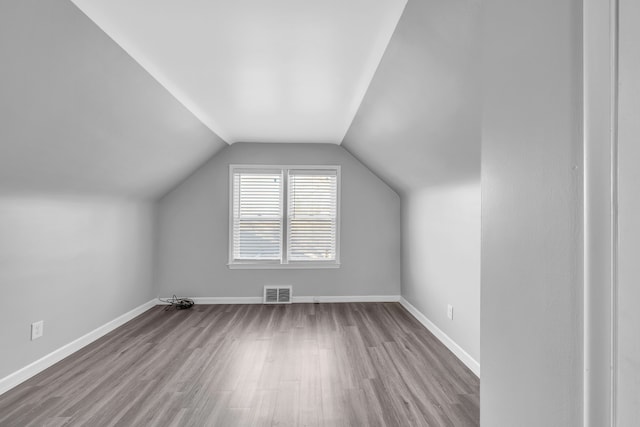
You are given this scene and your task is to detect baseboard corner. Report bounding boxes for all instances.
[399,297,480,377]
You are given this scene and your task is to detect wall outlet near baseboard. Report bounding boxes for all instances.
[31,321,44,340]
[447,304,453,320]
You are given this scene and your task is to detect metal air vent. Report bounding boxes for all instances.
[263,286,292,304]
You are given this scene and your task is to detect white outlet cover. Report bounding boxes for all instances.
[447,305,453,320]
[31,320,44,340]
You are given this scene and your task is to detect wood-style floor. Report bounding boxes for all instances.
[0,303,479,426]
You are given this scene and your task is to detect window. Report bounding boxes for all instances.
[229,165,340,268]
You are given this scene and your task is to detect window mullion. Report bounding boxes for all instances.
[282,168,289,264]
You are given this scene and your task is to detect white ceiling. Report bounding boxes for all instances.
[70,0,407,144]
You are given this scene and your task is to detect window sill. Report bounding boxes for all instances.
[227,262,341,270]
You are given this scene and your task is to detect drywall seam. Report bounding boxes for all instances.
[400,297,480,377]
[0,299,157,396]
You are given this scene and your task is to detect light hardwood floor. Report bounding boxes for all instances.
[0,303,479,426]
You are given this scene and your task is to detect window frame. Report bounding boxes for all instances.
[228,164,341,269]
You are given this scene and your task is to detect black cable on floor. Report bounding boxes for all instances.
[159,295,195,310]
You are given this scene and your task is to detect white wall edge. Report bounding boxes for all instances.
[0,298,157,397]
[399,297,480,377]
[159,295,401,305]
[583,0,619,424]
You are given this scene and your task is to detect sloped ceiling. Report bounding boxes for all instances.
[1,0,478,198]
[70,0,407,144]
[0,0,226,198]
[342,0,481,193]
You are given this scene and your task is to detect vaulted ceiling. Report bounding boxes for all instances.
[342,0,480,193]
[0,0,227,198]
[70,0,407,144]
[0,0,480,198]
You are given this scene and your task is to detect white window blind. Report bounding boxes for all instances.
[232,170,283,261]
[229,165,340,268]
[287,170,338,262]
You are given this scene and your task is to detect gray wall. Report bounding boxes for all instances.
[155,143,400,299]
[0,0,226,198]
[617,0,640,423]
[0,195,155,380]
[401,185,480,363]
[343,0,481,364]
[0,0,224,383]
[481,0,583,425]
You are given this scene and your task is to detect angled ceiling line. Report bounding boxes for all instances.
[70,0,408,145]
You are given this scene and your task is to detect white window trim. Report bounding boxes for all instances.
[228,164,341,269]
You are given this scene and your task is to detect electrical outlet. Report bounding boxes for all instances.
[31,320,44,340]
[447,304,453,320]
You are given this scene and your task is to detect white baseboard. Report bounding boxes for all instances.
[1,295,470,397]
[158,295,401,305]
[190,297,262,304]
[0,298,157,397]
[399,297,480,377]
[292,295,400,303]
